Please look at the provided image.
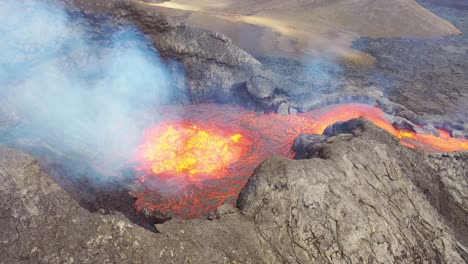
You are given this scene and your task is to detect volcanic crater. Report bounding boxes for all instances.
[1,0,468,263]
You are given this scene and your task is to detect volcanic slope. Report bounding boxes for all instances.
[1,119,467,263]
[140,0,461,62]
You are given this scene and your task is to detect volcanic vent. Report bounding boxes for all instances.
[130,103,468,220]
[1,0,467,228]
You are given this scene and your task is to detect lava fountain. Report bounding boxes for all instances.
[133,103,468,219]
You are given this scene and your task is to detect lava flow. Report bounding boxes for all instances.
[133,103,468,219]
[137,122,251,182]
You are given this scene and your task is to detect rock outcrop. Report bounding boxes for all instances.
[1,119,467,263]
[0,147,268,264]
[238,119,468,263]
[56,0,269,104]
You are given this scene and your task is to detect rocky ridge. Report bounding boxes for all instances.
[1,119,467,263]
[57,0,281,106]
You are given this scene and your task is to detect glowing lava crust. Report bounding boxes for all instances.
[133,103,468,219]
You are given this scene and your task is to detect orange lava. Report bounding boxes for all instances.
[133,103,468,219]
[137,122,251,182]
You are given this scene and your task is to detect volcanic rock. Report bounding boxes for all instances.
[389,116,418,132]
[1,2,468,263]
[216,203,237,216]
[238,119,468,263]
[348,1,468,134]
[451,130,468,139]
[417,151,468,247]
[0,146,268,263]
[246,76,276,107]
[323,119,366,137]
[56,0,266,104]
[292,134,327,160]
[415,124,441,137]
[274,101,298,116]
[1,119,467,263]
[53,0,325,111]
[276,101,289,115]
[254,1,468,136]
[423,0,468,10]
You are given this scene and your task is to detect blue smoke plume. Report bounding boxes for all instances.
[0,0,174,177]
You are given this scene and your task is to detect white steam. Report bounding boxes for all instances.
[0,0,173,176]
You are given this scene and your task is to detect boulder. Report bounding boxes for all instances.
[292,134,327,159]
[246,76,276,107]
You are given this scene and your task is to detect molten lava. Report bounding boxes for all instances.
[133,103,468,219]
[138,122,250,181]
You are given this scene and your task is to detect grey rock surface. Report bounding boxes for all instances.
[351,0,468,132]
[246,76,277,107]
[276,101,290,115]
[0,147,269,264]
[1,119,468,263]
[55,0,300,107]
[423,152,468,247]
[292,134,327,160]
[238,119,468,263]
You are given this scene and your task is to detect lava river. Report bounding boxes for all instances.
[132,103,468,219]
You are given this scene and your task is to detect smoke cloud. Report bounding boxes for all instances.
[0,0,174,177]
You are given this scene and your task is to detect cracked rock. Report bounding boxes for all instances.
[238,119,468,263]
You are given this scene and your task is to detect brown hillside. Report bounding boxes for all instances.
[140,0,461,63]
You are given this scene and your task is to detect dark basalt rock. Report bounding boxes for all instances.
[292,134,327,159]
[323,119,366,137]
[55,0,302,108]
[391,116,417,132]
[349,0,468,134]
[239,119,468,263]
[1,119,467,263]
[246,76,276,107]
[422,0,468,10]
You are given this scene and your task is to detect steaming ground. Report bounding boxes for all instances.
[0,0,175,177]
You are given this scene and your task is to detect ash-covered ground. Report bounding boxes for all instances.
[1,0,468,263]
